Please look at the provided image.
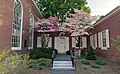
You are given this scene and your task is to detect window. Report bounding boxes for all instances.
[28,14,34,49]
[102,31,107,47]
[12,0,23,50]
[90,34,97,49]
[76,37,83,47]
[98,29,110,50]
[72,37,87,48]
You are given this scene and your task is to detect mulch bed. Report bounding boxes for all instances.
[75,56,120,74]
[27,57,120,74]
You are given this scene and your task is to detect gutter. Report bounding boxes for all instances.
[29,0,43,18]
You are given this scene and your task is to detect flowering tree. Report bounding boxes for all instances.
[61,9,97,49]
[35,9,96,48]
[35,17,59,48]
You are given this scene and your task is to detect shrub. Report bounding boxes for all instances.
[29,48,52,59]
[39,61,46,66]
[81,60,91,65]
[28,60,38,68]
[96,60,106,65]
[91,64,100,69]
[81,51,87,57]
[86,46,97,60]
[0,49,29,74]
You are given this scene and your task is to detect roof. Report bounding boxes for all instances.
[93,5,120,26]
[29,0,43,17]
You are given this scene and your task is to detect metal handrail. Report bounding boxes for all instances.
[70,50,75,67]
[51,49,56,67]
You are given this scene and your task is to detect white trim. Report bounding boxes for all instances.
[29,0,42,16]
[11,0,23,50]
[101,29,110,50]
[28,14,34,49]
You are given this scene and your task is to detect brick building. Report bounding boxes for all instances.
[0,0,120,58]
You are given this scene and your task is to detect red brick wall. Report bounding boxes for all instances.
[0,0,41,54]
[88,11,120,58]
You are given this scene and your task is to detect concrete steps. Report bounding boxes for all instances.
[52,61,74,69]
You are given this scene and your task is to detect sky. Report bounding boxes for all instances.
[86,0,120,16]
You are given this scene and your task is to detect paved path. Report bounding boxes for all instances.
[51,53,75,74]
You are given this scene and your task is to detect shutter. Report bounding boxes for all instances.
[98,32,102,48]
[95,34,97,48]
[65,37,69,51]
[48,37,52,47]
[90,35,93,47]
[37,37,41,47]
[83,37,87,48]
[54,37,57,49]
[72,37,76,47]
[106,29,110,48]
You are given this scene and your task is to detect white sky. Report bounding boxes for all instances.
[86,0,120,16]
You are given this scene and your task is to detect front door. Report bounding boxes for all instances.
[58,38,66,53]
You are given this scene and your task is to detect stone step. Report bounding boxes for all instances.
[53,64,72,67]
[51,69,75,74]
[52,66,75,69]
[53,61,72,64]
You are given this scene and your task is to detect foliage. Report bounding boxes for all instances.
[28,60,38,68]
[81,59,91,65]
[81,51,87,58]
[0,49,29,74]
[86,46,97,60]
[112,36,120,62]
[28,58,46,70]
[96,60,106,66]
[91,64,100,69]
[29,48,52,59]
[113,36,120,50]
[38,0,91,20]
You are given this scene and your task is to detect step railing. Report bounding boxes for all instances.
[70,50,75,67]
[51,49,57,67]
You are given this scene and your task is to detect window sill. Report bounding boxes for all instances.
[11,47,22,51]
[101,47,108,50]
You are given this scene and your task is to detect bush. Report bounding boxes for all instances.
[39,61,46,66]
[91,64,100,69]
[0,49,29,74]
[86,46,97,60]
[28,58,46,70]
[96,60,106,65]
[81,51,87,57]
[81,60,91,65]
[28,60,38,68]
[29,48,52,59]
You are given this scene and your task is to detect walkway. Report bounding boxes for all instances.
[51,53,75,74]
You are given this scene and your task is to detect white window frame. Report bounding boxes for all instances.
[28,14,34,49]
[90,34,97,49]
[99,29,110,50]
[12,0,23,50]
[73,37,87,48]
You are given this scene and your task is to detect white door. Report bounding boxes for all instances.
[58,38,66,53]
[55,37,66,53]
